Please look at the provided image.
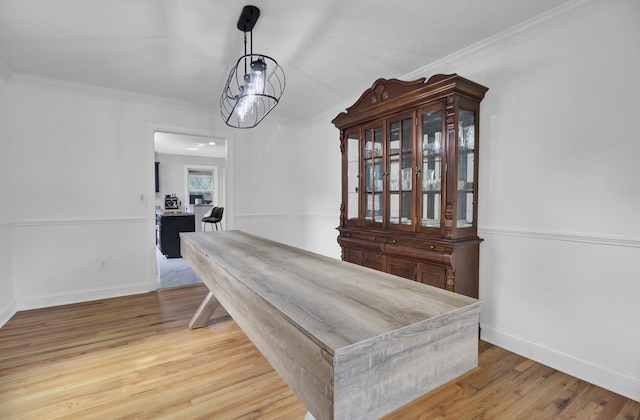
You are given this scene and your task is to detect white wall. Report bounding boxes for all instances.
[1,0,637,402]
[2,73,307,314]
[461,0,639,401]
[302,113,342,259]
[232,120,307,248]
[302,0,640,401]
[6,76,222,310]
[0,70,15,326]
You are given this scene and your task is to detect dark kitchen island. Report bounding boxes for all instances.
[156,212,195,258]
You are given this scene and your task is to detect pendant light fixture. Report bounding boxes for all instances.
[220,5,285,129]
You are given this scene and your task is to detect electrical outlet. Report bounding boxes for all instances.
[99,259,109,270]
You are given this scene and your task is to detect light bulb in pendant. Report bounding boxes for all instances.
[251,57,267,94]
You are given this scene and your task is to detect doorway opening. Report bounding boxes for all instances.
[149,127,233,289]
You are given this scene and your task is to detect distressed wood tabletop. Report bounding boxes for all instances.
[181,230,481,420]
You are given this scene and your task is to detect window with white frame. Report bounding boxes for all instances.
[188,170,213,203]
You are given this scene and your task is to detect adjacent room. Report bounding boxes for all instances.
[1,0,638,418]
[153,131,227,288]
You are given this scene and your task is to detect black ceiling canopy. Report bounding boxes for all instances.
[237,5,260,32]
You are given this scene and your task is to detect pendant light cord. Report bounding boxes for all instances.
[243,32,247,76]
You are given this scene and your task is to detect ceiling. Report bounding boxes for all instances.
[154,132,227,158]
[0,0,571,123]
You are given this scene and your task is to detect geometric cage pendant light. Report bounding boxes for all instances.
[220,5,285,129]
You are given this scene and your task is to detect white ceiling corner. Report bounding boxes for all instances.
[0,0,574,122]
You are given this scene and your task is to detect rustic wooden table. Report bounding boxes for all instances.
[180,230,481,420]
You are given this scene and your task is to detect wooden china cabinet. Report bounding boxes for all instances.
[332,74,488,298]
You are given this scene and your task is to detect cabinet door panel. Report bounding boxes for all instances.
[456,108,476,230]
[417,262,445,289]
[386,256,416,280]
[418,105,445,236]
[345,130,360,225]
[345,248,363,265]
[363,125,384,226]
[362,252,385,271]
[387,115,414,229]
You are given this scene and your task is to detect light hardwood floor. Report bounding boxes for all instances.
[1,284,638,419]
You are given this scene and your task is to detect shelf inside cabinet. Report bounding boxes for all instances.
[389,217,412,225]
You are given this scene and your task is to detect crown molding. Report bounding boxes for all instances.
[323,0,607,126]
[402,0,607,80]
[7,72,208,111]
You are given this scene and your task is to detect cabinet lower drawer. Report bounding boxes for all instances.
[340,236,479,298]
[417,262,445,289]
[344,248,363,265]
[386,256,416,281]
[362,252,385,271]
[340,232,384,253]
[345,249,386,272]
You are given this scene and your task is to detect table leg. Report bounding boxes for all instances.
[188,291,220,329]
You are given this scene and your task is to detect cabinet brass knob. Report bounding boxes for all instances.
[430,245,435,249]
[392,240,397,244]
[372,236,376,240]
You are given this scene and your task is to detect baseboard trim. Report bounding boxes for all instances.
[15,282,152,312]
[481,323,640,402]
[0,299,17,329]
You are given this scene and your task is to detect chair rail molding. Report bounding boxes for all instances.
[479,227,640,248]
[11,216,148,228]
[234,211,306,220]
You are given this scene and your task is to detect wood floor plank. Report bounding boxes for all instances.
[615,399,640,420]
[0,284,637,419]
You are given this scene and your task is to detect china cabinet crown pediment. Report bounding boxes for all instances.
[332,74,488,298]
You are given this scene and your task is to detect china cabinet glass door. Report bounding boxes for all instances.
[457,109,476,229]
[363,125,384,225]
[419,107,443,233]
[345,130,359,224]
[388,115,414,228]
